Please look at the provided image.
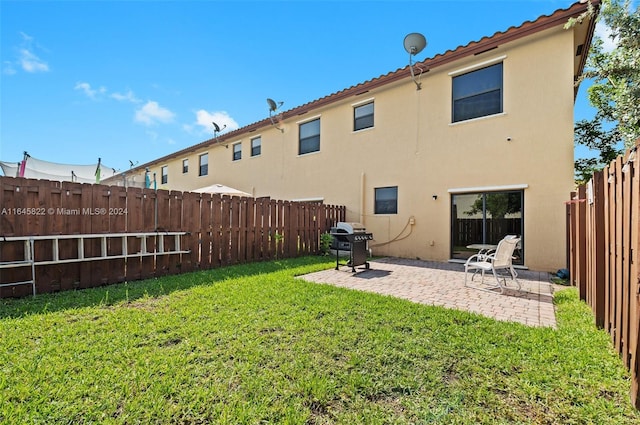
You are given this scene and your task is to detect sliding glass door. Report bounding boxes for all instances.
[450,190,524,264]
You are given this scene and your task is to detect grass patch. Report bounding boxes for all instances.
[1,257,638,424]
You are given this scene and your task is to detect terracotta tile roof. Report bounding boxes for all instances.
[123,0,599,175]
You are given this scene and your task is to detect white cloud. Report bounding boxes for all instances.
[111,90,140,103]
[7,32,50,74]
[19,49,49,72]
[594,21,617,53]
[74,82,107,99]
[191,110,239,135]
[135,101,175,125]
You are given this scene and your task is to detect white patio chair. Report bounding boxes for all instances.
[464,236,521,294]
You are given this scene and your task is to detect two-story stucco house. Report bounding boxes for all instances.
[105,0,598,271]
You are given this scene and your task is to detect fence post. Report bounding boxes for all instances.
[576,185,587,300]
[592,171,606,328]
[568,191,577,287]
[629,143,640,408]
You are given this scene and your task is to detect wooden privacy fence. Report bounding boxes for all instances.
[567,140,640,409]
[452,218,522,246]
[0,176,345,298]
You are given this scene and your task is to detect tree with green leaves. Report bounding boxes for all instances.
[464,192,521,219]
[566,0,640,184]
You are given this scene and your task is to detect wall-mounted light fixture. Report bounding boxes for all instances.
[403,33,427,90]
[267,98,284,133]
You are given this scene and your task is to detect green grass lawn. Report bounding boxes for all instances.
[1,256,638,424]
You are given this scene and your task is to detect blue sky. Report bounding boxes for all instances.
[1,0,605,174]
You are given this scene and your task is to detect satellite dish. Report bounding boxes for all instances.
[403,33,427,55]
[267,98,283,112]
[212,121,226,133]
[403,33,428,90]
[266,98,285,133]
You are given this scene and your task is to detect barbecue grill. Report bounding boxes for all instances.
[330,222,373,272]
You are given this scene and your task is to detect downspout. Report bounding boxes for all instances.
[360,172,366,226]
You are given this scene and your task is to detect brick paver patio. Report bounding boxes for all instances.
[298,257,562,328]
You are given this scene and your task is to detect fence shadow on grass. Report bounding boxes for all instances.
[0,256,331,319]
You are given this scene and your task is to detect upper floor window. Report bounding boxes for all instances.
[299,118,320,155]
[375,186,398,214]
[452,62,503,123]
[354,102,374,131]
[233,143,242,161]
[161,166,168,184]
[199,153,208,176]
[251,136,261,157]
[182,159,188,174]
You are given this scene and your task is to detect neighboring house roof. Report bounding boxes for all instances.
[119,0,598,178]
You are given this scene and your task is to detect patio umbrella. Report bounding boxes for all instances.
[192,183,252,197]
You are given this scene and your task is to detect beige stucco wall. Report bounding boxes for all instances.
[126,24,577,272]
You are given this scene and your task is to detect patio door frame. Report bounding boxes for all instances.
[449,184,527,265]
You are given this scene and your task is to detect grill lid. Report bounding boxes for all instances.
[335,222,366,234]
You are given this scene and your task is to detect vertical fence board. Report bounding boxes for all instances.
[593,172,606,327]
[33,181,60,293]
[630,153,640,408]
[125,187,143,281]
[201,194,212,267]
[213,195,222,265]
[240,197,249,263]
[155,190,170,276]
[622,152,633,368]
[266,199,275,260]
[275,200,285,259]
[246,197,256,262]
[91,185,111,287]
[140,189,156,279]
[287,202,297,258]
[229,197,240,265]
[568,192,577,290]
[577,185,587,299]
[300,203,309,254]
[312,204,320,253]
[56,183,83,292]
[210,194,220,269]
[221,196,232,266]
[167,191,183,275]
[259,198,268,260]
[108,185,128,283]
[180,191,199,272]
[23,180,43,239]
[615,157,624,352]
[78,184,94,290]
[603,166,613,334]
